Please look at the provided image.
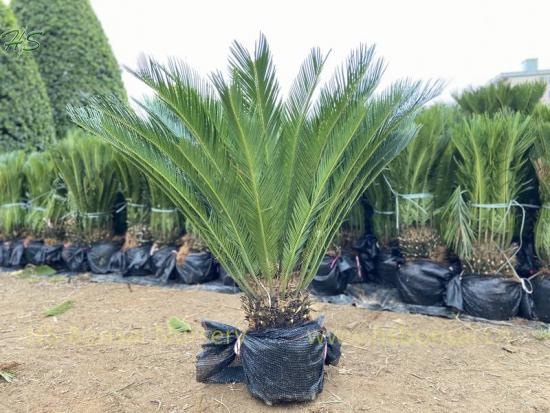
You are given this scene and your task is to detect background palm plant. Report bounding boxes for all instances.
[70,36,440,325]
[23,151,67,239]
[0,151,26,239]
[381,104,452,258]
[531,104,550,265]
[148,180,182,246]
[440,112,535,275]
[455,81,546,116]
[365,175,396,246]
[50,131,118,243]
[114,153,151,246]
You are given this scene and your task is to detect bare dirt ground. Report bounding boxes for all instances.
[1,272,549,413]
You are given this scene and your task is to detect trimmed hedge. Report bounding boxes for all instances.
[12,0,126,138]
[0,3,55,152]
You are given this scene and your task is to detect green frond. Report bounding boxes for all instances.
[69,37,441,299]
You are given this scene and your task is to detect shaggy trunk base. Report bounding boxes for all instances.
[398,226,446,261]
[464,242,518,276]
[242,289,312,330]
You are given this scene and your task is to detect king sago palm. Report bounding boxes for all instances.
[381,105,452,259]
[70,36,440,326]
[23,151,67,240]
[0,151,26,239]
[50,131,119,244]
[531,104,550,267]
[114,153,151,247]
[441,112,534,275]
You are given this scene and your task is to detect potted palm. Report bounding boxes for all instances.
[113,154,152,275]
[147,180,184,281]
[23,151,67,267]
[386,105,455,306]
[51,131,119,273]
[0,151,26,267]
[70,36,439,404]
[527,104,550,322]
[443,112,535,320]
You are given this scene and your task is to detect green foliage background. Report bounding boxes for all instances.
[11,0,126,138]
[0,2,55,152]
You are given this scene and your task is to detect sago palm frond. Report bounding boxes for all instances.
[531,104,550,263]
[70,35,441,299]
[442,112,535,274]
[455,81,545,116]
[23,151,65,238]
[114,153,150,228]
[384,104,453,231]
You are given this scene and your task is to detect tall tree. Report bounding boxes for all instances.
[0,2,55,151]
[11,0,126,138]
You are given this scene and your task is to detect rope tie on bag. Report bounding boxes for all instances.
[80,212,109,219]
[0,202,27,209]
[355,255,363,280]
[127,202,147,209]
[233,333,244,356]
[151,208,178,213]
[373,209,395,216]
[383,174,433,232]
[470,200,531,292]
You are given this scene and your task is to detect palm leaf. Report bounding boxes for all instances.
[69,36,441,300]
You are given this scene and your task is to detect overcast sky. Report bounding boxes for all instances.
[87,0,550,102]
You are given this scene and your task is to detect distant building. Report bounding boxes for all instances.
[493,58,550,103]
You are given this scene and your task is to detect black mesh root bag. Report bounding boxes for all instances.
[446,274,522,320]
[397,260,454,306]
[196,317,341,405]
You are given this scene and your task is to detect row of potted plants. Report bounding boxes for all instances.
[364,82,550,322]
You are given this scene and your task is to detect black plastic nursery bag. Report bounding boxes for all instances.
[151,245,177,282]
[196,317,341,405]
[397,260,454,306]
[310,255,355,295]
[7,240,26,267]
[61,244,89,273]
[446,275,522,320]
[175,251,217,284]
[123,244,152,276]
[532,276,550,322]
[87,241,123,274]
[24,241,63,267]
[352,234,379,282]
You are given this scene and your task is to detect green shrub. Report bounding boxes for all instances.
[0,3,55,151]
[11,0,126,138]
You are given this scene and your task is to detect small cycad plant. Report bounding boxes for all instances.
[441,112,535,275]
[50,131,118,243]
[71,36,440,328]
[0,151,26,239]
[23,151,67,240]
[382,105,452,259]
